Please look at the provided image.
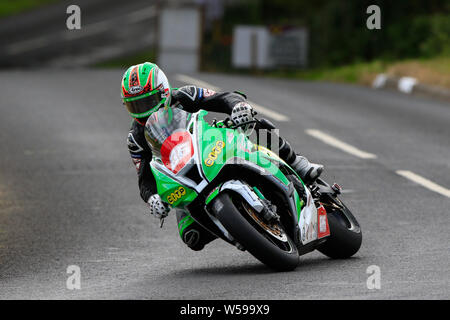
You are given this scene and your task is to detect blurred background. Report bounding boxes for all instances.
[0,0,449,90]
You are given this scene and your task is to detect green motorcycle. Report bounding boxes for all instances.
[145,107,362,271]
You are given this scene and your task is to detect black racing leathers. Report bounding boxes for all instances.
[127,85,247,203]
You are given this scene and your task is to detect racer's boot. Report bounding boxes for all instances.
[176,210,217,251]
[290,155,324,184]
[279,138,323,183]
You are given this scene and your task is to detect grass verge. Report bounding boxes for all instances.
[95,49,449,91]
[265,56,450,90]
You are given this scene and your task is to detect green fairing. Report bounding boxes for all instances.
[150,165,198,208]
[293,190,303,221]
[195,111,303,213]
[205,186,221,205]
[197,111,291,185]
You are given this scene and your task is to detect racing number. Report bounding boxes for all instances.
[167,186,186,204]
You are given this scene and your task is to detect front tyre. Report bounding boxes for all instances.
[212,192,299,271]
[317,197,362,259]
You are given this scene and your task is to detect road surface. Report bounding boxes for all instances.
[0,0,157,67]
[0,70,449,299]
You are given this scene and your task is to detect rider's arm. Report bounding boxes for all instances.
[172,85,246,115]
[127,121,158,202]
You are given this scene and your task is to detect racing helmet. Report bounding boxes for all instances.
[121,62,172,121]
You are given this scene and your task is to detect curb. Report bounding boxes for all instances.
[372,74,450,102]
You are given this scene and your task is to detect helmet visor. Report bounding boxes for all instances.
[124,92,164,118]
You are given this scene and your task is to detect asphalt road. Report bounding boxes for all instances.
[0,70,449,299]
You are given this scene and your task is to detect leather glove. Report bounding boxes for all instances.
[147,194,170,219]
[231,102,255,127]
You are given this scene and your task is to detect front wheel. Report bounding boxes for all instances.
[317,197,362,259]
[212,192,299,271]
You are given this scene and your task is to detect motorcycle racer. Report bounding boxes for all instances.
[122,62,323,251]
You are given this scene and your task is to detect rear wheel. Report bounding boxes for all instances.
[212,192,299,271]
[317,196,362,259]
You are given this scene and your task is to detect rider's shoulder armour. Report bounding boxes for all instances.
[128,119,151,157]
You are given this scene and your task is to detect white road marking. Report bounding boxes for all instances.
[126,6,157,23]
[49,46,128,67]
[246,101,289,122]
[305,129,377,159]
[174,74,289,122]
[396,170,450,198]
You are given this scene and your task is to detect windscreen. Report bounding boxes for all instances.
[144,107,192,159]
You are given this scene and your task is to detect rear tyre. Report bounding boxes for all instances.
[212,193,299,271]
[317,198,362,259]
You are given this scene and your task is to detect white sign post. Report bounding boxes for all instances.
[158,6,202,73]
[232,26,272,69]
